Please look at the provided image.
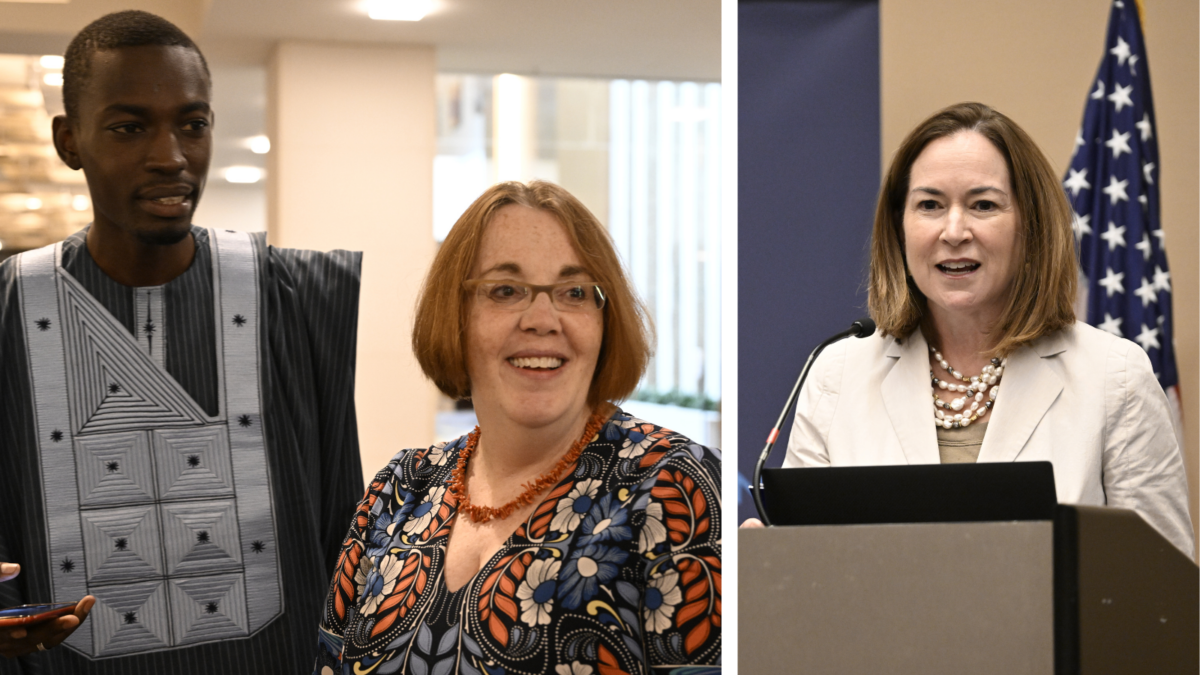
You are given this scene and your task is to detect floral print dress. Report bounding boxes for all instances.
[314,410,722,675]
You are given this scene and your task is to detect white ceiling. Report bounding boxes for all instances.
[0,0,720,81]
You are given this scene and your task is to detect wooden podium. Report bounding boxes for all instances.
[738,505,1197,674]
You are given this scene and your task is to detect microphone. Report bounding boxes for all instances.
[751,318,876,525]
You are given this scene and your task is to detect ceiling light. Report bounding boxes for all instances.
[72,194,89,211]
[40,55,64,69]
[43,73,63,87]
[26,197,42,211]
[248,135,271,154]
[224,166,263,184]
[367,0,433,21]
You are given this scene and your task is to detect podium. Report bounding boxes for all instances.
[739,505,1198,674]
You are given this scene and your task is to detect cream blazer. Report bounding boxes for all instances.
[784,321,1195,557]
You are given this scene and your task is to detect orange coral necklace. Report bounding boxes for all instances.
[449,410,608,524]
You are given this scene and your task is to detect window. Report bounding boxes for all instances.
[434,74,721,444]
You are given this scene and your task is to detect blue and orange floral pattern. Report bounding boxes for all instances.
[314,409,721,674]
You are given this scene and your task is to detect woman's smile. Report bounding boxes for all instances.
[501,354,569,382]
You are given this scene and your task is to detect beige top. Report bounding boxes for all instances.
[936,421,988,464]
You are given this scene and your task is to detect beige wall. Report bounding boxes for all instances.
[267,42,439,482]
[882,0,1200,551]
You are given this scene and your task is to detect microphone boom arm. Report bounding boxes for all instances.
[751,318,875,525]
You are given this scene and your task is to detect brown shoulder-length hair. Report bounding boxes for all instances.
[868,102,1077,356]
[412,180,653,406]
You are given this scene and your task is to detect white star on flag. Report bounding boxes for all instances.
[1066,1,1179,399]
[1105,129,1132,158]
[1153,265,1171,292]
[1135,323,1160,351]
[1152,228,1165,244]
[1136,113,1152,141]
[1134,277,1157,306]
[1135,233,1151,260]
[1064,168,1091,196]
[1098,267,1125,296]
[1071,212,1092,238]
[1107,83,1134,112]
[1110,36,1132,65]
[1098,313,1123,336]
[1100,222,1126,250]
[1075,129,1085,148]
[1102,175,1129,204]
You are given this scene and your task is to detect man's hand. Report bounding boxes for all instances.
[0,563,96,659]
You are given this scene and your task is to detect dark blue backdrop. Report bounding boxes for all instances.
[737,0,881,522]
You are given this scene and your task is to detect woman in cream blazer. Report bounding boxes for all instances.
[784,322,1194,556]
[777,102,1193,558]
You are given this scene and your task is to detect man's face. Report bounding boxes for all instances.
[55,45,212,246]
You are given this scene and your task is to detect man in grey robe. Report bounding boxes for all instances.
[0,10,364,673]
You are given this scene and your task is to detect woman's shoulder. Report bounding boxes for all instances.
[1032,322,1162,395]
[1044,321,1148,365]
[809,329,894,361]
[600,409,721,479]
[364,437,465,500]
[802,330,897,395]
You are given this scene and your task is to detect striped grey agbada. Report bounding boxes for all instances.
[0,226,363,674]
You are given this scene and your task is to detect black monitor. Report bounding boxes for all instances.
[760,461,1058,526]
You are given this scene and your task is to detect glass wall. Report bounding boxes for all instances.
[434,74,721,444]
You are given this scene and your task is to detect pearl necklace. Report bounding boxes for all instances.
[928,345,1006,430]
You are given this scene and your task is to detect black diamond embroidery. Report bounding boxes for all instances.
[232,314,246,327]
[105,461,120,474]
[60,558,75,573]
[187,454,201,468]
[114,538,128,551]
[123,611,137,625]
[50,429,63,442]
[196,531,210,543]
[35,318,51,331]
[143,322,156,335]
[108,383,121,395]
[237,414,252,428]
[204,601,219,614]
[251,540,265,553]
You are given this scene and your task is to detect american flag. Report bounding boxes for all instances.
[1066,0,1178,411]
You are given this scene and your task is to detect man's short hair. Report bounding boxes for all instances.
[62,10,210,119]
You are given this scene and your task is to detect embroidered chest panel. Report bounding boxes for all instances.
[17,230,282,659]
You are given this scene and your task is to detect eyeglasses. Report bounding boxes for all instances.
[462,279,607,311]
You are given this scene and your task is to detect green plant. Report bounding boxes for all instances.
[629,388,720,411]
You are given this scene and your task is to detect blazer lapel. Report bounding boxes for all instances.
[881,332,941,465]
[977,333,1066,463]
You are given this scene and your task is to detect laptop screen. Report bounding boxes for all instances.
[760,461,1058,526]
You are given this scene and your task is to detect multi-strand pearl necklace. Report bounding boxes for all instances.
[929,345,1005,430]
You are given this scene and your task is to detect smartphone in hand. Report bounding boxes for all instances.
[0,603,77,627]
